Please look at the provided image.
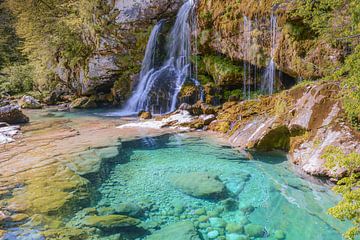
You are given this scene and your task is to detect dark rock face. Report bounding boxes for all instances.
[0,104,29,124]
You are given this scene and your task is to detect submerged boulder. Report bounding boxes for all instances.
[171,172,227,199]
[83,214,140,229]
[0,104,29,124]
[146,221,201,240]
[244,224,265,238]
[18,95,42,109]
[115,202,143,217]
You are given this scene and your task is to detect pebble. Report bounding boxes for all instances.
[208,230,219,239]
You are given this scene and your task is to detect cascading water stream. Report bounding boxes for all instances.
[261,12,278,95]
[112,0,197,116]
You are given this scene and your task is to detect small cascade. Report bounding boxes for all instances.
[262,12,278,95]
[117,0,197,116]
[243,16,252,99]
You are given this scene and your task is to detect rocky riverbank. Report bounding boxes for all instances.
[117,81,359,180]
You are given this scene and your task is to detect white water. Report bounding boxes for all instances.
[262,13,278,95]
[110,0,197,116]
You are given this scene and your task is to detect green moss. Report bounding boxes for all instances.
[223,89,243,101]
[202,55,243,87]
[256,126,291,151]
[198,74,214,85]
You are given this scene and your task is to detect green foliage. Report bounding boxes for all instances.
[329,45,360,129]
[4,0,100,88]
[0,63,34,95]
[323,146,360,240]
[0,0,24,70]
[223,89,243,101]
[202,55,243,86]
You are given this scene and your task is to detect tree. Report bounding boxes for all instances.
[323,146,360,240]
[0,0,24,70]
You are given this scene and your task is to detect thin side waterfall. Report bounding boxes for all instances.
[243,16,252,100]
[117,0,196,116]
[262,12,278,95]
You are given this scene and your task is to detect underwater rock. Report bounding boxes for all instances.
[221,198,238,211]
[146,221,201,240]
[0,104,29,124]
[274,230,286,239]
[209,217,227,228]
[207,230,219,239]
[42,227,92,240]
[115,202,143,217]
[226,233,249,240]
[244,224,265,238]
[171,172,227,199]
[83,214,140,229]
[239,204,255,215]
[18,95,42,109]
[226,222,244,234]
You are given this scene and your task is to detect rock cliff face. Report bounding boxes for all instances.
[57,0,183,105]
[209,82,360,178]
[196,0,344,80]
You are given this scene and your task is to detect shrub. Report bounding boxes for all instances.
[0,64,35,95]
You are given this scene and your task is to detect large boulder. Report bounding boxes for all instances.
[146,221,201,240]
[0,104,29,124]
[171,172,227,199]
[70,97,97,109]
[18,96,42,109]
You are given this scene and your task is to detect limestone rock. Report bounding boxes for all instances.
[171,172,227,199]
[0,104,29,124]
[139,111,152,120]
[19,95,42,109]
[83,214,140,229]
[146,221,201,240]
[0,125,20,144]
[199,114,216,125]
[70,97,97,109]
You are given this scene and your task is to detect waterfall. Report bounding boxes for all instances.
[261,12,278,95]
[243,16,252,100]
[115,0,196,116]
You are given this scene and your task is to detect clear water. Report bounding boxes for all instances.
[66,134,347,240]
